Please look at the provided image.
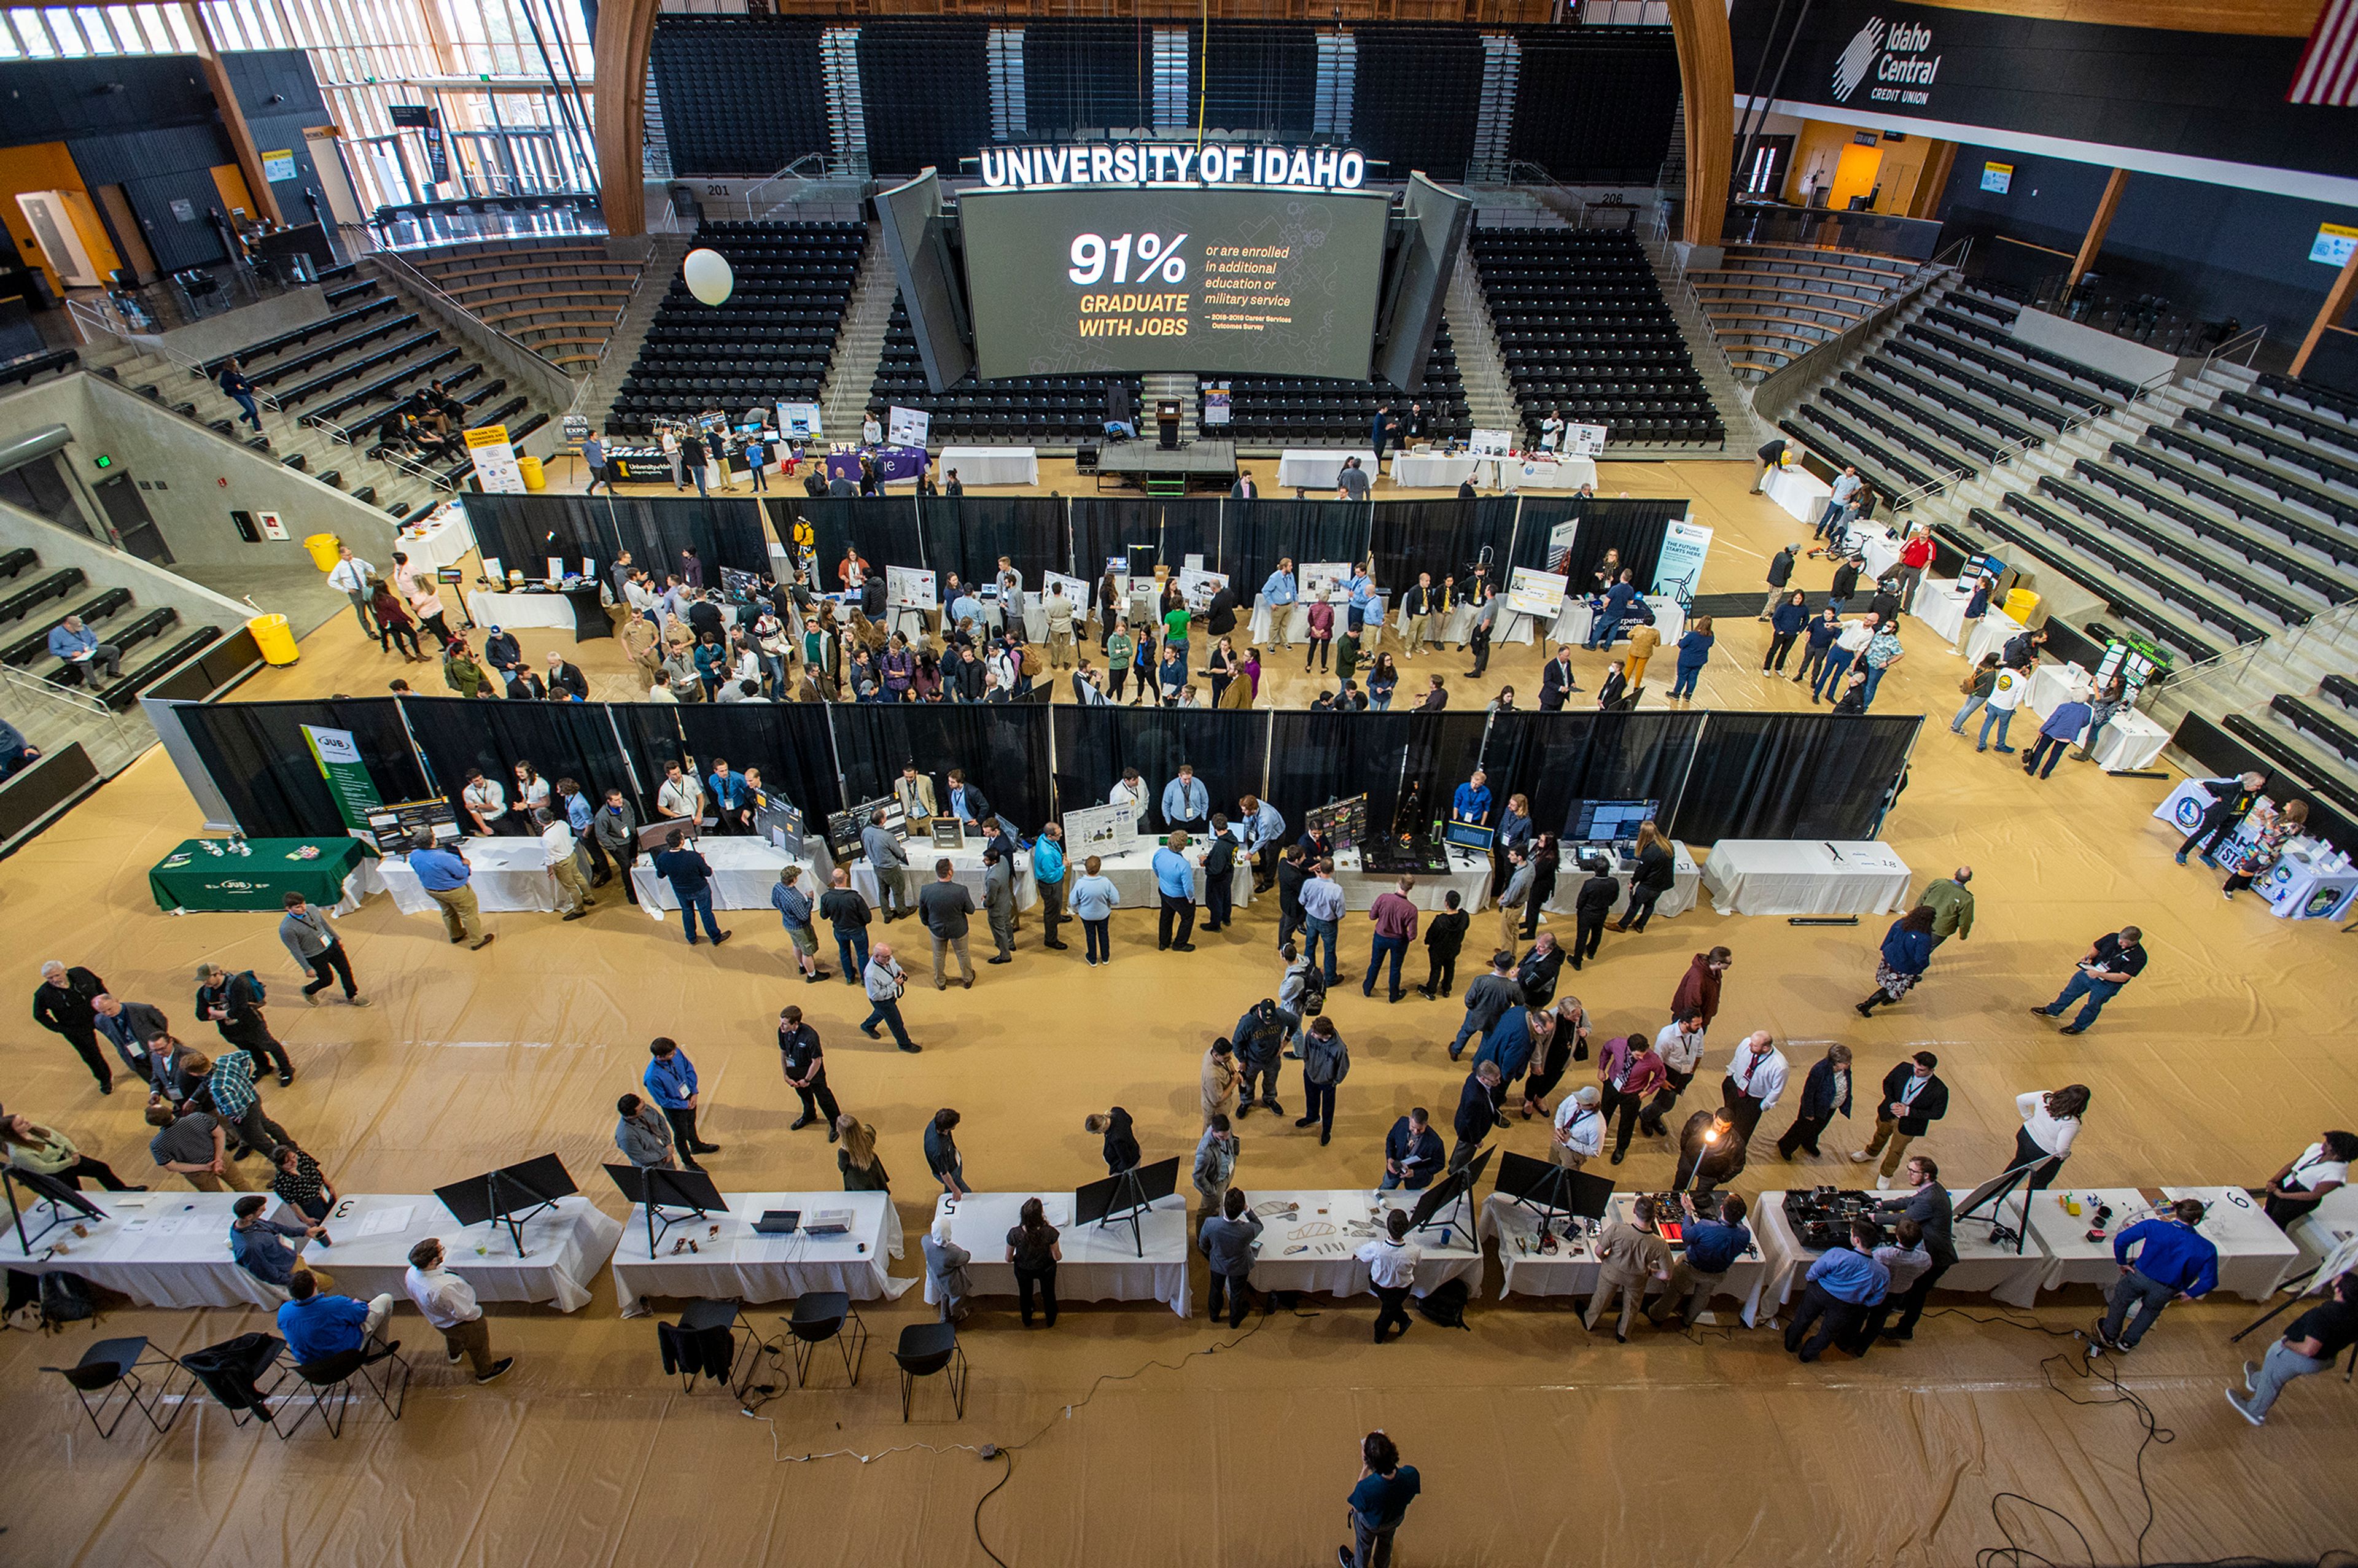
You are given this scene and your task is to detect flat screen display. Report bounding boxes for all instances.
[960,187,1389,381]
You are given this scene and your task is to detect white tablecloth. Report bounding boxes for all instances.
[1967,607,2026,665]
[2029,662,2095,715]
[401,503,479,573]
[465,589,580,632]
[1851,524,1904,581]
[1494,454,1600,491]
[1088,842,1254,909]
[608,1190,909,1317]
[2089,709,2169,771]
[631,838,815,915]
[379,837,572,915]
[1700,840,1913,916]
[1912,576,1976,647]
[1277,449,1377,490]
[1994,1186,2299,1308]
[1477,1193,1772,1324]
[1388,451,1477,489]
[1249,592,1388,647]
[930,1191,1190,1316]
[1243,1190,1482,1298]
[311,1193,621,1313]
[1550,595,1685,652]
[1764,465,1832,527]
[2165,1185,2302,1301]
[936,446,1039,487]
[854,844,1038,912]
[2254,844,2358,921]
[1754,1188,2047,1309]
[0,1191,297,1309]
[1544,841,1701,921]
[1332,845,1492,913]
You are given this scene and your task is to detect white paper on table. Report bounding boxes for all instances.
[150,1216,185,1235]
[357,1205,416,1236]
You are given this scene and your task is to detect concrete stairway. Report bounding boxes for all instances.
[585,230,692,430]
[819,224,898,438]
[1443,249,1518,438]
[1141,373,1200,446]
[1643,242,1777,455]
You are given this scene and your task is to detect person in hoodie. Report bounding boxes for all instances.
[1671,947,1732,1029]
[1086,1106,1141,1176]
[1232,998,1291,1120]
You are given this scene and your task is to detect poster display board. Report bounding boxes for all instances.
[887,565,938,611]
[1505,567,1570,620]
[1044,570,1094,615]
[1563,422,1608,458]
[1300,562,1352,601]
[465,424,527,494]
[363,798,460,854]
[1650,519,1713,599]
[1306,793,1370,853]
[887,405,932,448]
[778,403,823,440]
[1062,801,1138,860]
[1546,519,1578,574]
[1176,566,1231,613]
[1469,429,1514,456]
[827,795,903,857]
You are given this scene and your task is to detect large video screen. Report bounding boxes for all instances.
[959,188,1390,381]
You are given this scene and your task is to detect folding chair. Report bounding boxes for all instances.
[661,1298,779,1400]
[278,1336,411,1439]
[181,1332,289,1430]
[892,1321,968,1422]
[41,1336,186,1438]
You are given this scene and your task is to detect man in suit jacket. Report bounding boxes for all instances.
[944,769,992,832]
[893,764,940,823]
[1851,1050,1948,1187]
[1231,470,1259,499]
[544,652,590,701]
[91,992,171,1084]
[1538,645,1580,711]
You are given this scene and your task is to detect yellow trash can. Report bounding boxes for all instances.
[302,533,342,572]
[519,453,546,491]
[2004,587,2042,624]
[247,613,298,666]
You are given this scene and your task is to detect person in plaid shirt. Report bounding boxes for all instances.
[200,1047,291,1163]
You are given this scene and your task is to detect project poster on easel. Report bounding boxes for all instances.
[886,565,938,611]
[1062,801,1138,859]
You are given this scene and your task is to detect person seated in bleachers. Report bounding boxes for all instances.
[0,716,41,779]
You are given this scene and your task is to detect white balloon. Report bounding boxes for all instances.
[682,247,733,307]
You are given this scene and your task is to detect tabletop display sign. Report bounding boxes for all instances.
[1504,566,1570,620]
[1469,428,1514,457]
[465,424,527,494]
[1176,566,1230,613]
[887,565,938,611]
[826,794,904,858]
[1650,519,1713,599]
[1062,801,1138,859]
[301,724,384,836]
[1546,519,1579,575]
[753,795,806,862]
[1306,793,1369,854]
[1564,422,1608,459]
[364,798,461,855]
[778,402,824,439]
[1300,562,1352,601]
[1045,570,1093,613]
[887,405,932,448]
[930,820,965,850]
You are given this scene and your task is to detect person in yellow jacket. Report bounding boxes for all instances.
[1621,617,1663,688]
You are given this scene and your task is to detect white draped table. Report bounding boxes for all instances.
[1331,845,1492,913]
[936,446,1038,486]
[1477,1193,1772,1323]
[1243,1190,1482,1298]
[631,838,819,915]
[1753,1188,2049,1310]
[609,1190,910,1317]
[1993,1186,2300,1308]
[378,837,569,915]
[311,1193,621,1313]
[930,1190,1191,1316]
[854,843,1038,912]
[1700,840,1913,917]
[1277,448,1377,490]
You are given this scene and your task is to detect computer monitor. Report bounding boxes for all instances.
[1568,799,1658,844]
[1442,820,1494,853]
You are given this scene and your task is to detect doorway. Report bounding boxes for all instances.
[1829,144,1884,212]
[93,185,157,285]
[93,473,171,564]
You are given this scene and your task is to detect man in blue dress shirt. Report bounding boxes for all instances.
[1238,793,1286,893]
[644,1035,717,1169]
[1161,764,1210,833]
[1784,1218,1889,1362]
[1153,831,1198,952]
[408,833,491,949]
[1261,559,1299,649]
[946,769,991,832]
[1450,770,1493,826]
[48,615,122,686]
[278,1270,397,1366]
[2093,1198,2219,1355]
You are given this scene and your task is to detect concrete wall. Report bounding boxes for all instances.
[0,373,402,573]
[0,494,252,637]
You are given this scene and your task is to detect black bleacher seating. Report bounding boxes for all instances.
[1881,338,2070,432]
[243,311,420,390]
[649,15,829,177]
[1838,371,2008,464]
[2069,459,2352,606]
[0,569,85,627]
[200,294,392,378]
[866,291,1143,445]
[47,606,176,692]
[608,220,866,436]
[311,353,473,436]
[1901,324,2112,419]
[2182,406,2358,495]
[1859,359,2045,451]
[2259,371,2358,427]
[2219,390,2358,464]
[1819,386,1975,479]
[2000,491,2267,646]
[2,589,131,667]
[2221,712,2358,820]
[1966,505,2226,670]
[1469,227,1722,448]
[2144,425,2358,532]
[279,330,445,408]
[0,548,36,584]
[99,623,216,711]
[2033,475,2313,629]
[2271,693,2358,770]
[1778,410,1940,505]
[2324,672,2358,716]
[0,349,77,389]
[2106,440,2358,570]
[1920,306,2144,401]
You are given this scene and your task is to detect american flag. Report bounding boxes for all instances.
[2290,0,2358,106]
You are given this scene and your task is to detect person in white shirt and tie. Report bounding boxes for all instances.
[1161,764,1210,833]
[1109,767,1151,831]
[325,544,377,638]
[1357,1208,1423,1343]
[1551,1084,1603,1171]
[1719,1031,1789,1141]
[403,1237,513,1383]
[1641,1013,1709,1139]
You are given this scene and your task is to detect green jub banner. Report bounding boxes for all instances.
[302,724,383,834]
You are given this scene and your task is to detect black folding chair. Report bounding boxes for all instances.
[782,1290,867,1390]
[181,1332,289,1429]
[892,1321,967,1422]
[278,1336,411,1439]
[40,1336,185,1438]
[661,1298,778,1399]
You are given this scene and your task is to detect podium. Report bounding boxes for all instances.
[1156,400,1181,450]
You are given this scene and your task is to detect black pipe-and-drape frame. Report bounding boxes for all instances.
[1051,706,1273,835]
[464,494,774,580]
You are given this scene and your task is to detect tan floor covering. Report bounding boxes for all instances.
[2,457,2354,1567]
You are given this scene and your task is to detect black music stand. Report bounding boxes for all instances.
[1408,1146,1492,1250]
[1076,1155,1180,1259]
[1951,1159,2049,1254]
[604,1162,728,1257]
[2,1167,107,1257]
[1494,1150,1613,1237]
[433,1153,575,1259]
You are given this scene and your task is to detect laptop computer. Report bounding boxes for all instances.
[752,1210,801,1234]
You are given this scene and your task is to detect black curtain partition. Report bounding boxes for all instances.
[1267,712,1493,849]
[1509,497,1687,589]
[1366,499,1517,602]
[1070,499,1225,581]
[1667,713,1921,844]
[1482,710,1709,844]
[178,698,434,839]
[1220,500,1373,592]
[403,696,640,826]
[919,497,1068,591]
[768,496,925,582]
[829,702,1056,829]
[464,494,774,580]
[1051,707,1272,834]
[674,701,845,823]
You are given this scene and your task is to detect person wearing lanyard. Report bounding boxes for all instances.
[1357,1209,1422,1343]
[1161,764,1210,834]
[1648,1191,1753,1331]
[1718,1031,1788,1142]
[1450,770,1492,826]
[2092,1198,2218,1356]
[1851,1051,1948,1189]
[2262,1132,2356,1230]
[643,1036,717,1170]
[2031,926,2145,1034]
[1597,1031,1668,1165]
[2176,770,2268,866]
[1261,558,1299,648]
[324,545,377,637]
[1551,1085,1603,1171]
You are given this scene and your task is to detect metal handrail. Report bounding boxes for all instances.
[1877,351,2174,515]
[4,666,114,720]
[370,248,576,384]
[68,298,285,413]
[1751,259,1956,425]
[2202,325,2268,376]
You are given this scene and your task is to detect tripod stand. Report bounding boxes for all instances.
[1093,1166,1151,1259]
[1951,1157,2050,1254]
[482,1168,560,1259]
[636,1167,713,1258]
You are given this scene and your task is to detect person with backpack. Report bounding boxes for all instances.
[194,962,293,1087]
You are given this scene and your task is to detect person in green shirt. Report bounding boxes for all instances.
[1107,619,1136,703]
[1162,603,1191,673]
[1918,867,1974,949]
[442,638,486,699]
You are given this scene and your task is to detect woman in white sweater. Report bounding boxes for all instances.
[2015,1085,2090,1193]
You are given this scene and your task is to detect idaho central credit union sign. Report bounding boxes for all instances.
[978,141,1369,193]
[1831,16,1942,108]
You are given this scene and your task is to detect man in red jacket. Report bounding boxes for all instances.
[1670,947,1731,1029]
